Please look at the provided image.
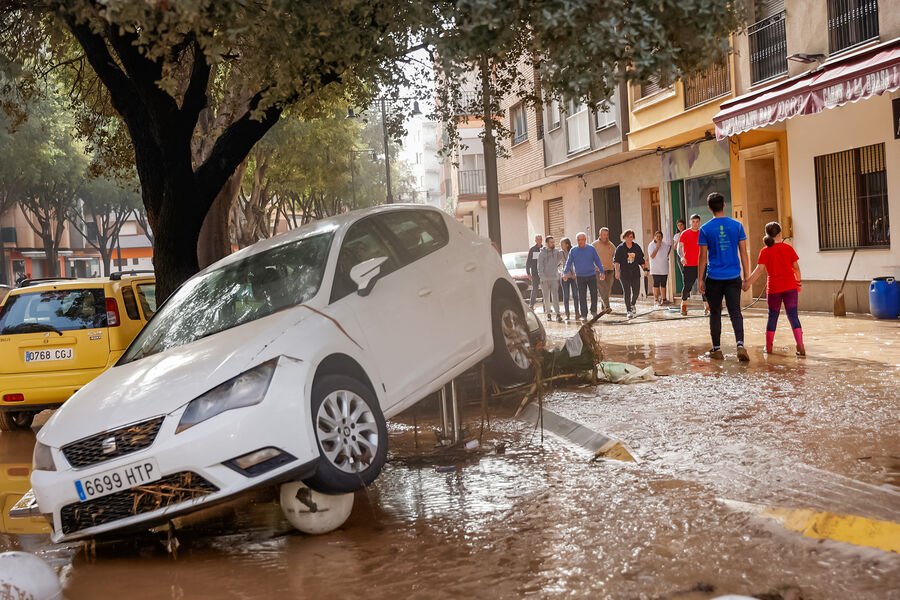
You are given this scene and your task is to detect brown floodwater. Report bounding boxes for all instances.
[0,309,898,599]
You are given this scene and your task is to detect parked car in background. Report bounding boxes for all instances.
[0,273,157,431]
[24,205,535,543]
[502,251,535,299]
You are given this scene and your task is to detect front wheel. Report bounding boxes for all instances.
[0,411,34,432]
[487,294,533,385]
[304,374,388,495]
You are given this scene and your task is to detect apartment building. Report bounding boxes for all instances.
[399,114,443,207]
[716,0,899,311]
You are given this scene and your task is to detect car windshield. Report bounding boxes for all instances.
[503,253,528,270]
[0,289,107,334]
[119,232,333,364]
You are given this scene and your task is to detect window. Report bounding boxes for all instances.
[683,61,731,110]
[377,210,449,264]
[121,232,333,363]
[331,218,401,303]
[113,259,127,268]
[0,288,108,334]
[511,104,528,145]
[547,100,561,131]
[827,0,879,54]
[136,283,157,319]
[566,99,590,153]
[638,74,668,99]
[132,258,140,265]
[749,1,787,84]
[815,143,889,249]
[544,198,565,240]
[120,286,141,320]
[594,102,616,130]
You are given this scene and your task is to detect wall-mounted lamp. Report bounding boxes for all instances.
[788,53,826,64]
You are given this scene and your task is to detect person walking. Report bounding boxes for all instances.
[647,230,671,306]
[613,229,646,319]
[677,214,709,316]
[559,237,581,321]
[743,222,805,356]
[698,192,751,362]
[592,227,617,312]
[525,234,543,309]
[537,236,564,322]
[563,232,605,319]
[673,218,686,285]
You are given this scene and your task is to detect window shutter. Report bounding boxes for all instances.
[546,198,565,240]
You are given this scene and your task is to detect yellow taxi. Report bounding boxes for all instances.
[0,431,50,535]
[0,272,156,431]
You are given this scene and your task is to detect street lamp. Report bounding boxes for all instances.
[347,97,423,205]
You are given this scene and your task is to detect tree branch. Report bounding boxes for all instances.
[178,35,210,129]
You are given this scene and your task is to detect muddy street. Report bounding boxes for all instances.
[1,309,898,599]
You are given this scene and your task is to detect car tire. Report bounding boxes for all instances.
[304,374,388,495]
[0,411,34,432]
[487,293,532,385]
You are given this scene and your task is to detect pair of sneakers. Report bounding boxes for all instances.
[708,345,750,362]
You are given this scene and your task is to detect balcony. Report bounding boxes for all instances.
[683,61,731,110]
[827,0,879,54]
[749,11,788,84]
[458,169,486,195]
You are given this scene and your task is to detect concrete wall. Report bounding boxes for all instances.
[785,92,899,312]
[543,87,625,169]
[523,154,661,250]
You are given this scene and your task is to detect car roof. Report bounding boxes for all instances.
[198,203,447,276]
[8,276,155,295]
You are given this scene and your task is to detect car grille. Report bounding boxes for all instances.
[61,416,165,468]
[60,471,218,535]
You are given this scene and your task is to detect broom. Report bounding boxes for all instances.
[833,248,856,317]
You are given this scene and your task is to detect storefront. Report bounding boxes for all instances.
[714,38,900,312]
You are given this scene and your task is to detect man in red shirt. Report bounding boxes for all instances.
[677,214,709,316]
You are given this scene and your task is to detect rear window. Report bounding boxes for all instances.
[503,253,528,270]
[0,289,107,335]
[136,283,156,318]
[120,287,141,320]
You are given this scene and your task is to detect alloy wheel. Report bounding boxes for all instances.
[315,390,380,473]
[500,307,530,370]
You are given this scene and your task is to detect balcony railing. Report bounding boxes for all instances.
[458,169,486,195]
[749,11,788,84]
[827,0,879,54]
[683,61,731,110]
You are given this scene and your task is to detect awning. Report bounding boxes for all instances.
[714,38,900,140]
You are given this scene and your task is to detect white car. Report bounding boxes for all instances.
[24,205,533,542]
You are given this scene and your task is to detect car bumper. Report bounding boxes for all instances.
[0,366,109,410]
[31,356,321,543]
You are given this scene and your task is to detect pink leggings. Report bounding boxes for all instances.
[767,289,801,331]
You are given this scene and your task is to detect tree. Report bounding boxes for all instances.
[68,175,142,275]
[0,93,86,278]
[1,0,742,298]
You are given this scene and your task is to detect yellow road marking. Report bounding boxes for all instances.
[722,500,900,553]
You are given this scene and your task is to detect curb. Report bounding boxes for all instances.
[518,403,638,462]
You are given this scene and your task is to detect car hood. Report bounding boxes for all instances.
[37,309,309,448]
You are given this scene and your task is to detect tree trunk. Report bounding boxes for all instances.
[0,240,8,286]
[152,205,203,301]
[197,160,246,269]
[43,237,60,278]
[480,56,502,252]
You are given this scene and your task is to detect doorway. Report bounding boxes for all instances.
[592,185,621,243]
[739,142,784,298]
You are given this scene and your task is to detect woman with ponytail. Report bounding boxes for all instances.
[743,222,805,355]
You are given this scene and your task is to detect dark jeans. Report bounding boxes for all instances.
[621,274,641,311]
[681,265,707,302]
[529,273,540,308]
[562,277,579,316]
[705,276,744,348]
[576,275,598,317]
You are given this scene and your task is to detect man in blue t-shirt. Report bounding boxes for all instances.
[698,192,751,362]
[563,232,606,318]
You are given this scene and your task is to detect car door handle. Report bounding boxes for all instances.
[464,262,477,272]
[418,288,433,297]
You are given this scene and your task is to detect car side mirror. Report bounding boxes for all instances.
[349,257,388,297]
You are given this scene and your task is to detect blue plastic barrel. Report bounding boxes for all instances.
[869,277,899,319]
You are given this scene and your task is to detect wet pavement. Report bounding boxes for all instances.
[1,303,898,599]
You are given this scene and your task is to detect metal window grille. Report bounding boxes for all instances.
[458,169,486,195]
[748,11,788,84]
[683,61,731,110]
[827,0,879,54]
[815,143,889,249]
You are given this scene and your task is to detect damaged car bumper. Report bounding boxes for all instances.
[29,356,320,543]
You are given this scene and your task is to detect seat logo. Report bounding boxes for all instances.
[101,437,117,454]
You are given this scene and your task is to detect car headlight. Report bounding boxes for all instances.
[176,359,277,434]
[33,441,56,472]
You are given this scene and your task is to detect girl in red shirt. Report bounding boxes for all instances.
[744,222,804,356]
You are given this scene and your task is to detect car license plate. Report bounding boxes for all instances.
[25,348,74,362]
[74,458,161,502]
